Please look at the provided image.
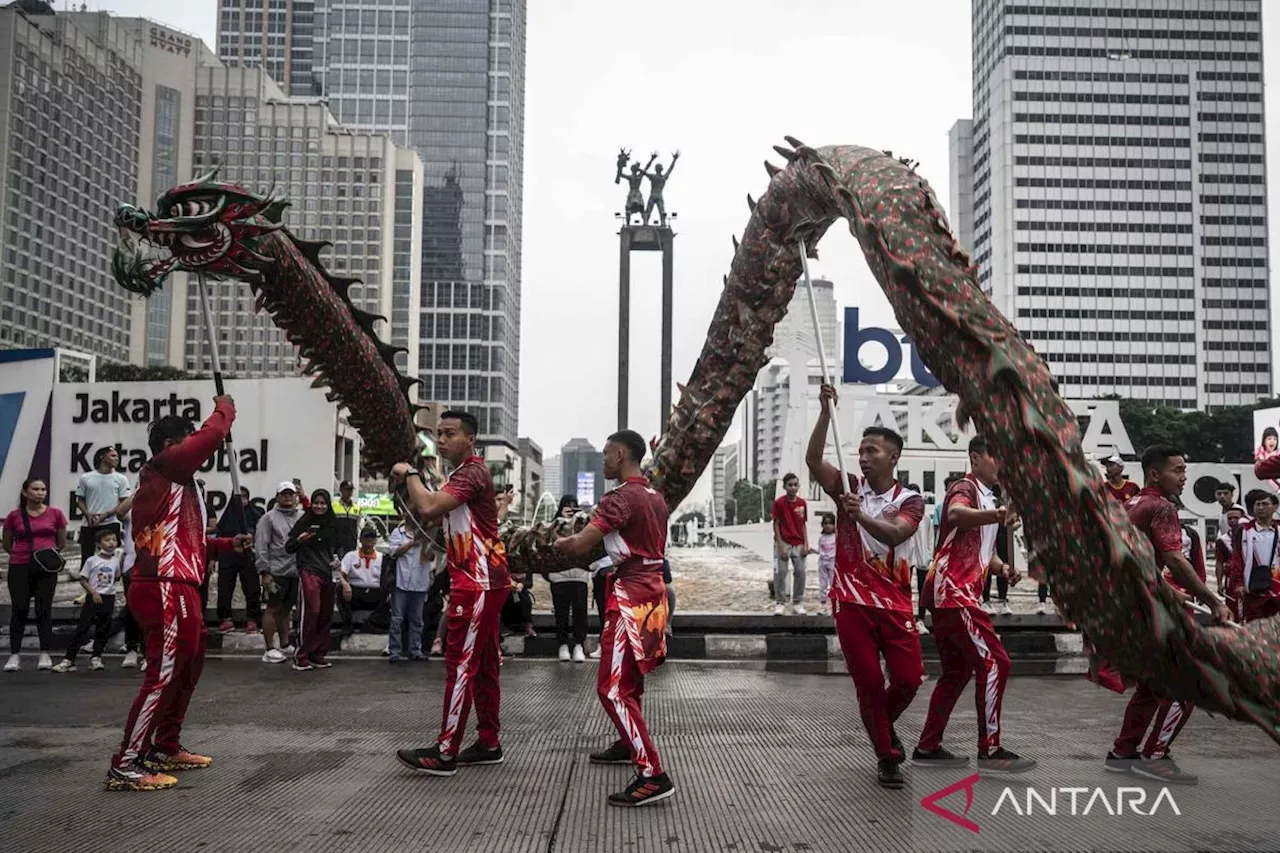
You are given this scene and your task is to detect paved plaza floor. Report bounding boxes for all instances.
[2,659,1278,853]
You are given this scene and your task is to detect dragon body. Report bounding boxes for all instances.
[116,149,1280,741]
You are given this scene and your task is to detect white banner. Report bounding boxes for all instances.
[51,378,353,521]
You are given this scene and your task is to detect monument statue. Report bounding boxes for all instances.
[615,148,678,226]
[644,150,679,226]
[615,148,656,226]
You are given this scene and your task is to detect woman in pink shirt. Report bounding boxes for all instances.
[3,479,69,672]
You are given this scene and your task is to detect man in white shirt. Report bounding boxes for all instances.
[339,528,385,632]
[75,447,131,564]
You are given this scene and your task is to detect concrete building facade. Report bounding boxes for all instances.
[187,62,422,378]
[953,0,1270,409]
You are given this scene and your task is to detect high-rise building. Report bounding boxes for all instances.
[543,453,562,500]
[767,277,838,360]
[711,443,740,524]
[0,2,142,360]
[516,436,542,520]
[561,437,603,507]
[215,0,317,97]
[953,0,1270,409]
[187,62,423,377]
[248,1,527,448]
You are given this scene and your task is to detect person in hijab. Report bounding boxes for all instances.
[215,488,265,634]
[285,489,341,671]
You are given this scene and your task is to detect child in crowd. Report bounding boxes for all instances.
[817,513,836,614]
[53,528,121,673]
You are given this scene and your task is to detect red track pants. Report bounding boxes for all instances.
[296,572,335,666]
[832,600,924,761]
[1113,683,1193,760]
[111,581,206,768]
[597,608,663,777]
[918,606,1010,754]
[436,587,504,758]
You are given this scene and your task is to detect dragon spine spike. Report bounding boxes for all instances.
[732,235,739,252]
[764,161,781,178]
[783,135,806,149]
[772,145,799,162]
[746,193,756,211]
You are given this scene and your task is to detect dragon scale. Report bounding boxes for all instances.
[116,150,1280,740]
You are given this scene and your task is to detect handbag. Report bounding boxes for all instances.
[20,508,66,575]
[1248,528,1278,594]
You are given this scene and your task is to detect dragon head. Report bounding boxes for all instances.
[112,167,286,295]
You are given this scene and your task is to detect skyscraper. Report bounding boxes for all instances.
[952,0,1270,409]
[216,0,317,97]
[187,62,423,377]
[238,1,527,448]
[0,2,181,363]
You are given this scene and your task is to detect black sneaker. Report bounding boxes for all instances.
[1104,750,1136,774]
[396,745,457,777]
[607,772,675,807]
[912,746,970,768]
[457,742,504,766]
[589,740,633,765]
[1131,755,1198,786]
[877,759,905,789]
[978,748,1037,774]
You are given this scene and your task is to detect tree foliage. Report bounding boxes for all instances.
[59,362,200,383]
[1109,396,1280,464]
[731,478,775,524]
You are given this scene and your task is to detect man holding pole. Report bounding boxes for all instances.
[807,383,925,789]
[107,395,253,791]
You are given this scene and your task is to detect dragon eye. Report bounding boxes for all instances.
[170,204,181,217]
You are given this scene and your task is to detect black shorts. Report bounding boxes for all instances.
[265,575,299,609]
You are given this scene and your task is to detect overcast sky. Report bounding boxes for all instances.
[77,0,1280,505]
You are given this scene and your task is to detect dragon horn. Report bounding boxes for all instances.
[192,165,220,184]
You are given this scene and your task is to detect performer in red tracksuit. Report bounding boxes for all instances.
[1214,503,1245,619]
[914,437,1035,773]
[394,410,510,776]
[807,384,925,790]
[555,429,674,808]
[107,395,249,791]
[1104,444,1232,787]
[1230,490,1280,623]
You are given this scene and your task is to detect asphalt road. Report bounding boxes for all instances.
[1,659,1277,853]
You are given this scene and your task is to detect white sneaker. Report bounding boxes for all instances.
[998,602,1014,616]
[982,602,998,614]
[282,645,296,656]
[139,658,147,673]
[51,659,76,673]
[90,657,105,671]
[572,644,586,662]
[121,651,139,669]
[381,645,391,657]
[558,644,571,662]
[80,641,94,654]
[793,603,807,615]
[916,619,930,635]
[1035,602,1049,616]
[3,654,19,672]
[262,648,287,664]
[588,645,601,659]
[37,652,53,671]
[773,603,786,615]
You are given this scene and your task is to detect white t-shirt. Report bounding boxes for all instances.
[1251,527,1277,569]
[82,552,121,595]
[341,548,384,589]
[818,532,837,569]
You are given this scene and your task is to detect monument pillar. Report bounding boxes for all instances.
[616,224,676,432]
